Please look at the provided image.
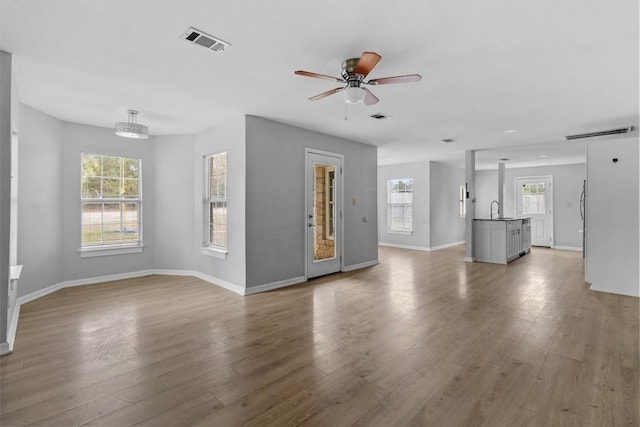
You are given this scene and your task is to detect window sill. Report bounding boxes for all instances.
[201,247,228,260]
[387,229,413,235]
[79,244,144,258]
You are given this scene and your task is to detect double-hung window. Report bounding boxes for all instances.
[387,178,413,233]
[80,153,142,254]
[205,152,228,253]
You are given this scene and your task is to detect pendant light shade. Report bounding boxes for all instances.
[115,110,149,139]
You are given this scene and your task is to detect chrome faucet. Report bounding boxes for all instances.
[490,200,500,219]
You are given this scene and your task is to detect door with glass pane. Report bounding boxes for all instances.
[516,176,553,247]
[306,150,342,279]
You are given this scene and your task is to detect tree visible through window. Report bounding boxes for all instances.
[81,153,141,247]
[206,152,227,249]
[387,178,413,232]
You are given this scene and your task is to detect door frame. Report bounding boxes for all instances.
[304,148,344,280]
[515,175,554,248]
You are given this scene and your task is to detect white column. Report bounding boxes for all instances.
[464,150,475,262]
[498,162,505,218]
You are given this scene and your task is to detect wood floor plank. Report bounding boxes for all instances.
[0,246,637,426]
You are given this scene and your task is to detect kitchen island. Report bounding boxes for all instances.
[474,218,531,264]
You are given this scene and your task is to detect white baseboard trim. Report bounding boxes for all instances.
[590,283,640,298]
[6,302,21,354]
[343,260,380,272]
[552,246,582,252]
[17,270,155,306]
[191,271,245,296]
[378,242,431,252]
[153,269,197,277]
[0,342,10,356]
[379,241,465,252]
[244,276,307,295]
[463,257,475,263]
[430,241,465,251]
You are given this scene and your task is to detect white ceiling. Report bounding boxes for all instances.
[1,0,637,169]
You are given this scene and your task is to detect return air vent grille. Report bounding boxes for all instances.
[371,113,391,120]
[565,126,633,140]
[181,27,230,53]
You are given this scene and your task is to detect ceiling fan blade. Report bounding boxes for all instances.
[363,88,379,105]
[295,70,344,83]
[309,87,344,101]
[366,74,422,85]
[354,52,381,78]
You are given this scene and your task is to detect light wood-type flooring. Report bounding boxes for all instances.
[1,246,638,426]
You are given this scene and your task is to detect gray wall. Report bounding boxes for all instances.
[60,122,156,282]
[154,134,196,271]
[378,161,465,250]
[245,116,378,288]
[378,162,430,249]
[476,163,585,249]
[429,161,466,248]
[586,137,639,296]
[17,105,64,297]
[194,117,246,288]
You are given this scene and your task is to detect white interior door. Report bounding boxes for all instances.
[516,176,553,247]
[306,150,342,279]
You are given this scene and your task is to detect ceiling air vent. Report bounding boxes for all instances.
[181,27,230,53]
[371,113,391,120]
[441,138,456,143]
[565,126,633,140]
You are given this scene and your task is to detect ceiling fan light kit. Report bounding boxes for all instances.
[295,51,421,106]
[115,110,149,139]
[344,87,366,104]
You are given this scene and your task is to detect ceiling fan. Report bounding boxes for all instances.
[295,51,421,105]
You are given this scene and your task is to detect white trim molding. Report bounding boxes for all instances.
[552,246,582,252]
[378,242,430,252]
[378,241,465,252]
[192,271,245,296]
[200,247,228,260]
[244,276,306,295]
[6,301,21,353]
[79,245,144,258]
[430,241,465,251]
[343,260,379,272]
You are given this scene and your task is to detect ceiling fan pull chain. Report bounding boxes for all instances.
[344,103,348,121]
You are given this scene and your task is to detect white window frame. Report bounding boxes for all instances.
[79,153,143,257]
[459,184,466,218]
[202,151,228,259]
[387,178,413,234]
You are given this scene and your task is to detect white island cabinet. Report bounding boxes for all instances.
[473,218,531,264]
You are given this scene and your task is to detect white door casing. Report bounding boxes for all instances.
[305,149,343,279]
[516,176,553,247]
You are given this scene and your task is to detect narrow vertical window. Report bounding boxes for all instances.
[80,153,142,249]
[326,168,336,240]
[205,152,228,250]
[387,178,413,232]
[459,184,466,217]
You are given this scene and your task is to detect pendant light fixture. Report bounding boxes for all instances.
[115,110,149,139]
